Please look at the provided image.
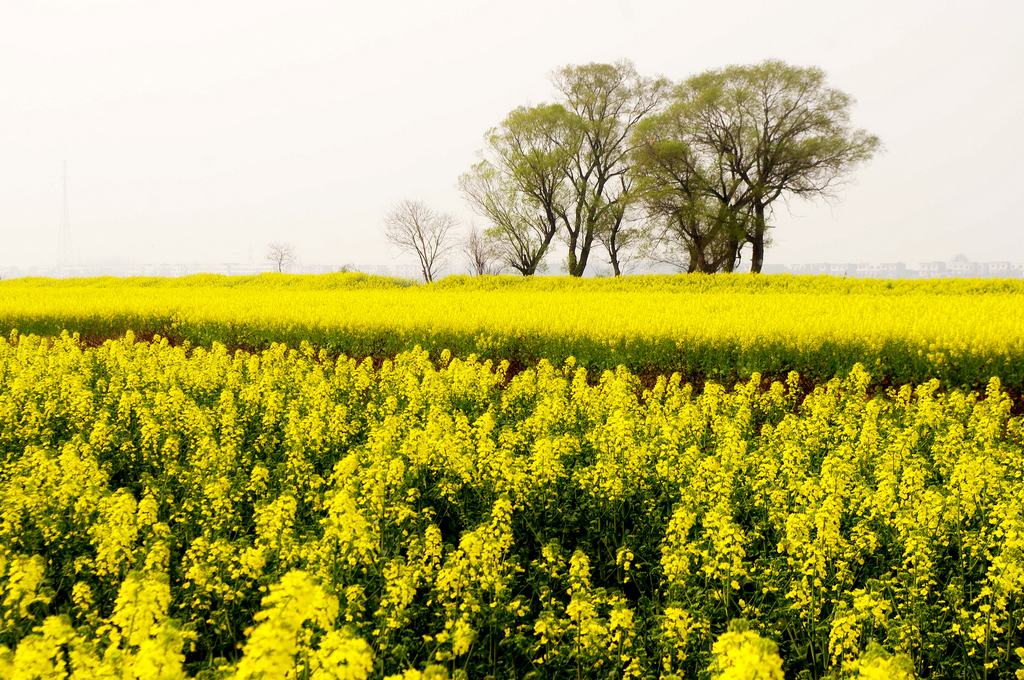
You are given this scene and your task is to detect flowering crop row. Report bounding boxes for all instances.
[1,273,1023,386]
[2,333,1022,677]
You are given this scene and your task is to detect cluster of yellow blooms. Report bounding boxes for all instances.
[1,332,1023,677]
[2,273,1024,386]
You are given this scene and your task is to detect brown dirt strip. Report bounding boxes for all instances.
[40,330,1024,416]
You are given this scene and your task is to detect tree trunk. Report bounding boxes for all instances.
[691,237,715,273]
[566,231,580,277]
[608,236,622,276]
[720,235,742,273]
[571,230,596,277]
[568,239,591,277]
[606,212,625,276]
[751,202,766,274]
[568,251,588,277]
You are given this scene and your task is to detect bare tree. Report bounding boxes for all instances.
[463,224,500,276]
[266,242,296,273]
[383,200,457,283]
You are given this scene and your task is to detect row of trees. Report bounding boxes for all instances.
[385,59,879,280]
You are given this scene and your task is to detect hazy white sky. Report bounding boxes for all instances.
[2,0,1022,271]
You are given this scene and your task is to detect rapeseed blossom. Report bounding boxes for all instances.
[0,333,1021,677]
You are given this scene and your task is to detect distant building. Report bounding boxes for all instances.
[827,263,857,277]
[919,261,948,277]
[883,262,909,278]
[986,261,1017,277]
[948,255,978,278]
[790,263,830,275]
[855,263,907,278]
[769,254,1020,279]
[0,262,426,280]
[855,263,877,278]
[3,253,1022,281]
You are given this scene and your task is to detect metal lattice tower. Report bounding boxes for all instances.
[58,161,72,270]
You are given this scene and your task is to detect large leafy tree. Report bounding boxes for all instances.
[459,104,571,276]
[551,61,668,276]
[632,111,749,272]
[467,60,876,276]
[680,60,880,272]
[464,61,667,277]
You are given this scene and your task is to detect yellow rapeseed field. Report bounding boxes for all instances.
[1,273,1023,385]
[2,333,1023,678]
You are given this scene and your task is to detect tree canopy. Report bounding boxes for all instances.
[461,59,878,276]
